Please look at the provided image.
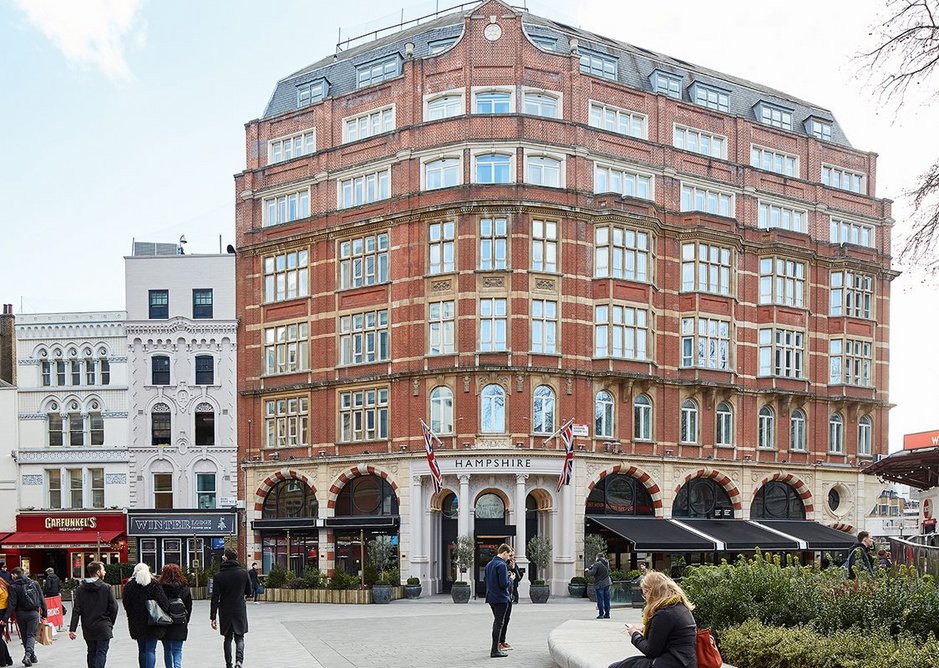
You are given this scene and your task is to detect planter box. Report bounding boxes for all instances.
[258,586,404,604]
[190,587,208,600]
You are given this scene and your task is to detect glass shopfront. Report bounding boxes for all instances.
[127,510,236,573]
[253,477,320,574]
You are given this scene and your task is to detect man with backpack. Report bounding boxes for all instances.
[845,530,875,579]
[68,561,119,668]
[2,567,47,666]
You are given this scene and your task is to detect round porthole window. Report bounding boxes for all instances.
[828,487,841,512]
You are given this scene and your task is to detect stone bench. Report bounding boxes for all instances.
[548,619,735,668]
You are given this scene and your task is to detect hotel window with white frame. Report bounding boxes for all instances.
[673,126,726,158]
[830,218,874,247]
[595,390,614,439]
[523,92,559,118]
[265,397,308,448]
[830,271,873,319]
[594,164,652,200]
[650,70,682,98]
[428,300,455,355]
[751,146,798,177]
[47,469,62,509]
[759,257,805,307]
[264,250,309,303]
[48,413,63,446]
[588,102,646,138]
[428,221,455,274]
[758,406,775,449]
[475,153,512,184]
[808,118,832,141]
[525,154,562,188]
[430,386,454,435]
[424,157,461,190]
[356,55,400,88]
[580,49,617,79]
[756,102,793,130]
[68,412,83,447]
[758,328,804,378]
[269,131,315,164]
[829,338,872,386]
[263,190,310,228]
[475,90,511,114]
[151,404,171,446]
[530,299,558,354]
[339,232,389,289]
[691,83,729,112]
[829,413,844,453]
[480,384,506,433]
[822,165,866,194]
[339,388,388,442]
[89,413,104,446]
[479,298,507,352]
[264,322,309,375]
[340,168,390,208]
[531,219,558,273]
[90,468,104,508]
[196,473,216,509]
[680,399,698,444]
[343,107,394,142]
[790,409,807,451]
[758,202,806,233]
[339,309,389,365]
[681,242,731,295]
[532,385,556,434]
[716,402,733,447]
[633,394,652,441]
[479,217,507,270]
[680,184,733,216]
[594,304,648,360]
[681,317,731,370]
[297,80,327,107]
[858,415,872,456]
[426,93,463,120]
[594,225,651,282]
[41,360,51,386]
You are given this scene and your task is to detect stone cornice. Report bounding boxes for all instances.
[126,317,238,337]
[17,448,131,463]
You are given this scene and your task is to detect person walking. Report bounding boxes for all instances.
[2,567,46,667]
[158,563,192,668]
[247,564,260,605]
[586,552,612,619]
[0,566,11,585]
[68,561,119,668]
[845,530,875,579]
[497,550,520,653]
[611,571,697,668]
[0,577,12,667]
[43,567,65,616]
[484,543,513,659]
[210,550,252,668]
[122,563,171,668]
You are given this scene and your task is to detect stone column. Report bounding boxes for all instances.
[514,473,530,600]
[555,482,576,594]
[409,475,424,582]
[458,474,471,538]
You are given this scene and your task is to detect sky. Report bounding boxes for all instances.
[0,0,936,452]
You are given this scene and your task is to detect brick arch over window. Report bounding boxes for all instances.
[253,469,317,512]
[326,464,399,510]
[587,464,664,517]
[752,472,814,513]
[674,468,742,512]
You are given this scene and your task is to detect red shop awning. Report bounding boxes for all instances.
[1,530,123,549]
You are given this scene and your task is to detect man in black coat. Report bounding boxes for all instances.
[210,550,253,668]
[68,561,118,668]
[3,567,46,667]
[484,544,513,659]
[845,530,875,579]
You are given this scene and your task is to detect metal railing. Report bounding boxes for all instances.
[888,535,939,578]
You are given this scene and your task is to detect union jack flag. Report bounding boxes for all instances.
[555,419,575,493]
[420,419,443,494]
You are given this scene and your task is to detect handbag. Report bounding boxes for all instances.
[255,584,265,595]
[36,622,54,646]
[145,599,173,626]
[696,627,723,668]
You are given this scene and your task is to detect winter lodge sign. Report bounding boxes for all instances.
[127,512,237,536]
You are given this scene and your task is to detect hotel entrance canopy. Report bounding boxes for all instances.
[863,447,939,490]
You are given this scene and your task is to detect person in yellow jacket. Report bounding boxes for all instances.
[0,577,11,666]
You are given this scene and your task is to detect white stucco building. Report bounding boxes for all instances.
[0,379,18,537]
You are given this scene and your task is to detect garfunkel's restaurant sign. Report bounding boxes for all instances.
[45,516,98,531]
[127,513,237,536]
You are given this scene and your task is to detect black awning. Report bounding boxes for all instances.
[752,520,857,550]
[676,519,799,551]
[862,447,939,490]
[324,516,399,531]
[586,516,716,552]
[251,518,320,532]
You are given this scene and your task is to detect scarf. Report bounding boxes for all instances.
[642,594,684,628]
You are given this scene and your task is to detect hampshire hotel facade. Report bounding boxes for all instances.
[235,1,893,596]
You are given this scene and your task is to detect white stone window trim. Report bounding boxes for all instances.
[423,89,466,121]
[756,196,809,233]
[261,187,312,228]
[587,99,648,139]
[470,148,517,185]
[268,128,316,165]
[520,86,563,119]
[673,124,728,160]
[821,163,868,195]
[593,159,655,200]
[750,143,800,177]
[829,215,876,248]
[678,178,737,218]
[471,86,517,114]
[523,148,566,189]
[341,104,397,143]
[420,153,464,191]
[334,164,393,209]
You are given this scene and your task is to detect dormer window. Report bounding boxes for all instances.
[529,34,557,50]
[580,49,617,80]
[755,101,793,130]
[297,80,327,108]
[428,37,458,55]
[650,70,682,99]
[356,54,401,89]
[805,117,833,141]
[690,82,729,112]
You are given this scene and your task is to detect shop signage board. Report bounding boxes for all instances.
[127,513,237,536]
[571,424,589,437]
[903,429,939,450]
[413,456,572,476]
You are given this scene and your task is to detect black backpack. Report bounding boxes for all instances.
[18,581,40,612]
[167,597,187,624]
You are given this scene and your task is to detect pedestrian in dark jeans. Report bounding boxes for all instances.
[247,564,260,605]
[2,567,47,666]
[586,553,612,619]
[68,561,118,668]
[43,567,66,615]
[484,544,513,659]
[210,550,253,668]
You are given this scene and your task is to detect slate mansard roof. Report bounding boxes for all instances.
[261,2,850,148]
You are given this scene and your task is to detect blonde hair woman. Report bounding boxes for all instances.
[121,563,170,668]
[608,571,698,668]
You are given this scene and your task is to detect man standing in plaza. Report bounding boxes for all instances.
[845,530,875,579]
[68,561,119,668]
[2,567,46,666]
[484,544,513,659]
[210,550,253,668]
[586,552,612,619]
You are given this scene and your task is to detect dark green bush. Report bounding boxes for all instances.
[406,577,420,585]
[328,570,360,590]
[569,576,586,585]
[264,564,288,589]
[103,562,136,585]
[286,578,307,590]
[363,564,379,586]
[302,567,321,589]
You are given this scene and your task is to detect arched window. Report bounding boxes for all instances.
[480,384,506,433]
[829,413,844,453]
[151,403,171,446]
[673,477,733,518]
[430,386,454,435]
[715,402,733,446]
[442,493,459,519]
[758,406,775,450]
[595,390,614,439]
[858,415,872,456]
[585,474,654,516]
[475,153,511,184]
[526,155,562,187]
[750,481,806,519]
[194,402,215,446]
[335,475,398,517]
[262,478,318,519]
[680,399,698,443]
[790,409,806,451]
[475,493,505,520]
[425,157,461,190]
[533,385,556,434]
[633,394,652,441]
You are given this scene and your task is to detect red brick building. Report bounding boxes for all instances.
[235,1,891,595]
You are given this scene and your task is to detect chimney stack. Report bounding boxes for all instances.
[0,303,15,385]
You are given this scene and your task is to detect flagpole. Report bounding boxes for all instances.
[541,417,575,446]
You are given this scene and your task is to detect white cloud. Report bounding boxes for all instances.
[13,0,143,81]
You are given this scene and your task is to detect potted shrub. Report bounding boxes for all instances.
[527,535,552,603]
[568,576,587,598]
[451,535,473,603]
[583,534,608,602]
[404,576,422,599]
[368,536,396,604]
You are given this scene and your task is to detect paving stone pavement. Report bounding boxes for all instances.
[18,595,642,667]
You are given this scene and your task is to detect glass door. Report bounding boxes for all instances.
[474,538,502,598]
